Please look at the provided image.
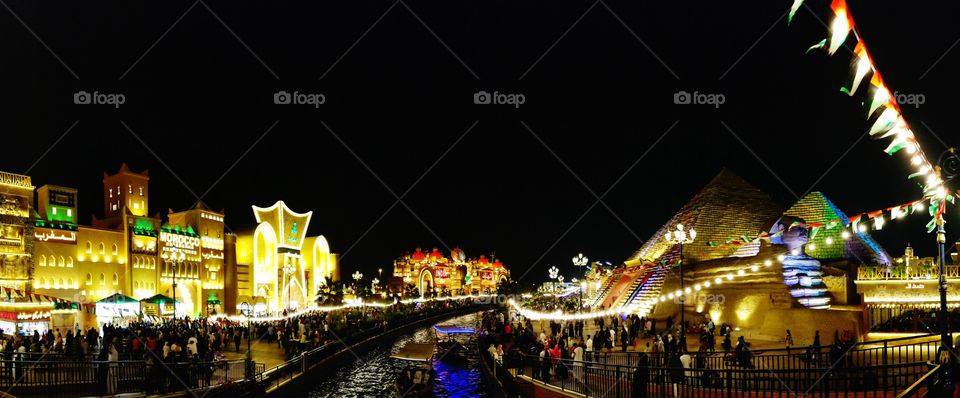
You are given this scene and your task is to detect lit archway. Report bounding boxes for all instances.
[418,269,434,297]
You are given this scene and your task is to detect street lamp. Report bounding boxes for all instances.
[548,266,559,280]
[372,278,380,294]
[664,223,696,350]
[573,253,588,311]
[239,301,253,379]
[283,262,296,311]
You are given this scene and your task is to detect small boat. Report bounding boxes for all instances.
[391,343,436,397]
[433,324,475,362]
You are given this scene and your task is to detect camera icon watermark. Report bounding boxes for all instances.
[893,91,925,108]
[474,90,525,108]
[73,90,125,108]
[673,292,726,306]
[273,90,326,108]
[673,90,725,108]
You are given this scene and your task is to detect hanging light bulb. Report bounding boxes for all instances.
[914,202,926,213]
[764,260,772,267]
[751,265,758,272]
[841,230,851,239]
[737,269,745,276]
[777,254,786,262]
[807,243,816,250]
[715,277,722,284]
[704,281,711,288]
[858,224,867,233]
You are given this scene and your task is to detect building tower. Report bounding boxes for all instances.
[102,163,149,222]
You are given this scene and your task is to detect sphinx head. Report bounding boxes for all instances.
[769,215,808,253]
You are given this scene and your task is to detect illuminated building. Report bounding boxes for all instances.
[229,201,339,315]
[591,170,890,338]
[392,247,510,296]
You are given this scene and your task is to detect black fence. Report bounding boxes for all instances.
[511,353,932,398]
[587,334,941,375]
[0,358,264,398]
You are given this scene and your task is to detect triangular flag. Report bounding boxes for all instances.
[788,0,805,25]
[827,0,853,55]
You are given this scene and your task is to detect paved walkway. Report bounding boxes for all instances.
[219,336,289,369]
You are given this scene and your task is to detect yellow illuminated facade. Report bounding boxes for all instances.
[231,201,339,315]
[392,247,510,296]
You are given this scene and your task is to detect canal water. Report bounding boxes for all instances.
[309,312,486,398]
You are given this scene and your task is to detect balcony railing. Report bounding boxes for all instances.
[857,265,960,281]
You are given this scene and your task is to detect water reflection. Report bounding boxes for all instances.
[310,312,485,398]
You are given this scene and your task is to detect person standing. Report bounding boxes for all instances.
[107,338,120,395]
[632,353,650,398]
[784,329,794,349]
[572,341,584,381]
[585,334,593,362]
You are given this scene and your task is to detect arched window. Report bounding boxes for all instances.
[58,256,65,267]
[99,273,105,285]
[67,278,73,288]
[150,258,156,269]
[113,273,119,285]
[112,244,118,256]
[85,273,92,285]
[53,279,60,289]
[38,278,44,287]
[150,282,154,290]
[98,243,105,255]
[85,241,92,254]
[38,255,45,267]
[59,278,64,288]
[67,256,73,267]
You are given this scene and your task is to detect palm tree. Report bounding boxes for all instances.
[316,277,345,306]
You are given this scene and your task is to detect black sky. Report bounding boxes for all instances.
[2,0,959,284]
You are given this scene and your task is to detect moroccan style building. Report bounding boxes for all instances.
[392,247,509,296]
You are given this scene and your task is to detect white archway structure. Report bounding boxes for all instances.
[418,268,434,297]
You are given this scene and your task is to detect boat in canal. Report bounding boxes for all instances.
[433,324,474,362]
[391,342,436,397]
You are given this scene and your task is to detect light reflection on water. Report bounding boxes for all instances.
[309,312,485,398]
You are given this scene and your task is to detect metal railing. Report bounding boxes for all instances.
[580,333,941,376]
[896,363,941,398]
[0,358,263,398]
[511,353,931,397]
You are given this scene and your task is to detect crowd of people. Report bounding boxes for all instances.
[0,295,481,396]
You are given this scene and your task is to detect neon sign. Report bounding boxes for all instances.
[33,229,76,243]
[16,311,49,320]
[160,232,200,258]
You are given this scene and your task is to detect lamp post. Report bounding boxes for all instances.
[239,301,253,378]
[352,271,363,299]
[664,223,696,350]
[283,262,296,311]
[372,278,380,294]
[548,266,559,291]
[573,253,588,311]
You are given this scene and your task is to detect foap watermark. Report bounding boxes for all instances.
[474,90,525,108]
[673,292,726,306]
[673,90,725,108]
[74,90,125,108]
[274,90,326,108]
[893,91,925,108]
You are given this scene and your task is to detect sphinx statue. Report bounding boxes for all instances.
[769,215,831,309]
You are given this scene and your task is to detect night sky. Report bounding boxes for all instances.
[2,1,958,284]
